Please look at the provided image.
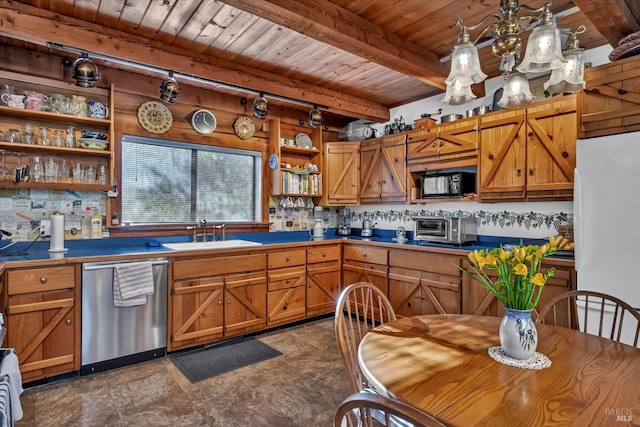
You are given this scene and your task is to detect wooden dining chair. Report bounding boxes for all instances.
[335,282,397,393]
[334,392,446,427]
[536,290,640,347]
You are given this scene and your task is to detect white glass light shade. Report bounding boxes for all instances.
[445,41,487,87]
[516,23,566,73]
[543,48,585,93]
[442,81,476,106]
[498,72,535,108]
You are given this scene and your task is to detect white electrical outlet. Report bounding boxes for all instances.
[40,220,51,237]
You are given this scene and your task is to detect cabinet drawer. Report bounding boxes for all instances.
[389,250,461,276]
[307,245,340,263]
[173,253,266,279]
[8,266,76,295]
[344,245,387,265]
[268,249,306,269]
[268,266,306,291]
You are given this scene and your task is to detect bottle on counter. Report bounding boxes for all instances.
[90,210,102,239]
[111,212,119,226]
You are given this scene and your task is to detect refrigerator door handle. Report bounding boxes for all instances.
[574,168,582,271]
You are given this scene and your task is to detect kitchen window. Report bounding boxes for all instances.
[121,135,262,224]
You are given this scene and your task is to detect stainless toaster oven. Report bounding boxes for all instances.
[413,216,477,244]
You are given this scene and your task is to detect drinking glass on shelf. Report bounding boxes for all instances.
[97,164,108,185]
[65,126,76,148]
[31,156,43,182]
[45,157,59,183]
[0,150,8,180]
[85,165,96,184]
[73,162,85,183]
[7,129,20,143]
[21,122,36,144]
[59,159,70,183]
[52,130,64,147]
[39,127,50,146]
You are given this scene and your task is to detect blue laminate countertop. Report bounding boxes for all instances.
[0,228,573,264]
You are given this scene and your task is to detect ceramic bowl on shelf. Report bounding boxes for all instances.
[81,131,108,140]
[79,138,108,150]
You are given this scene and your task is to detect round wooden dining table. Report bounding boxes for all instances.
[358,314,640,426]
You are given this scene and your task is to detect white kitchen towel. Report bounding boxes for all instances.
[0,352,22,422]
[113,262,154,307]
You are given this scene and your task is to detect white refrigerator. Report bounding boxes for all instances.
[574,132,640,345]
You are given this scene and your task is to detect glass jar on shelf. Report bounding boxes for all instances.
[39,127,50,146]
[65,126,76,148]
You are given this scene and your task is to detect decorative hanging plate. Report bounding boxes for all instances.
[137,100,173,134]
[233,116,256,140]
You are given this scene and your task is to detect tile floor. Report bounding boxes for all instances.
[16,317,352,426]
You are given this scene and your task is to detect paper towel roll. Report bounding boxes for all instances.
[49,214,66,252]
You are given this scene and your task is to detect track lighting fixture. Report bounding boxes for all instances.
[159,72,180,104]
[72,53,100,88]
[252,93,270,119]
[308,105,323,129]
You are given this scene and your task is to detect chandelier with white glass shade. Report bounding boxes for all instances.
[442,0,587,108]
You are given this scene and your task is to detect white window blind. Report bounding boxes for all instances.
[121,135,262,224]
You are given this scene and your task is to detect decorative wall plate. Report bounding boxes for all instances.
[137,100,173,134]
[295,133,312,149]
[233,116,256,140]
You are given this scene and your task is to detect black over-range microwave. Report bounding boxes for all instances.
[421,172,476,198]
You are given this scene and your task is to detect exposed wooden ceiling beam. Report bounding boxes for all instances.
[572,0,640,47]
[218,0,448,90]
[0,0,390,122]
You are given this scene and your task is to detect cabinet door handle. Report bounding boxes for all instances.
[286,256,291,262]
[227,299,231,304]
[529,167,534,176]
[218,300,222,305]
[66,318,72,325]
[516,168,521,176]
[286,279,291,284]
[40,277,47,284]
[322,252,327,257]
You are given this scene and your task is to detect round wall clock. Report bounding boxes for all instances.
[191,109,217,134]
[233,116,256,140]
[137,100,173,134]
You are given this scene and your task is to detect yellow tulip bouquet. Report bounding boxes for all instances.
[463,243,557,310]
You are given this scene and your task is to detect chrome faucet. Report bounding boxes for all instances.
[200,219,208,242]
[214,224,226,241]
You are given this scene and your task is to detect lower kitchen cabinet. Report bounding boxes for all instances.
[267,249,306,326]
[3,265,80,382]
[306,244,341,317]
[343,244,388,295]
[170,253,267,351]
[388,250,462,316]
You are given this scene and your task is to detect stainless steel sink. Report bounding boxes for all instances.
[162,240,262,251]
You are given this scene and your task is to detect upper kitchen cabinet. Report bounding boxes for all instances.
[269,118,322,198]
[322,141,360,206]
[360,134,407,203]
[479,96,576,202]
[578,55,640,138]
[406,117,479,203]
[0,71,114,191]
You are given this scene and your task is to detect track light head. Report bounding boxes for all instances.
[72,54,100,88]
[159,72,180,104]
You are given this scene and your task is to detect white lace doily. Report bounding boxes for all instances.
[488,346,551,370]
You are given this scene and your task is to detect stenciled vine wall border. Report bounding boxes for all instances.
[351,209,573,230]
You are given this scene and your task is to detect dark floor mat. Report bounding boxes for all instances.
[170,336,283,383]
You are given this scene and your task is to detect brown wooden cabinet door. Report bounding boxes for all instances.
[388,267,422,317]
[6,290,77,382]
[525,97,576,201]
[359,139,382,202]
[170,277,224,350]
[407,119,478,172]
[324,141,359,205]
[420,272,461,315]
[225,271,267,337]
[479,109,527,201]
[342,261,389,296]
[379,134,407,202]
[306,260,341,317]
[267,286,306,326]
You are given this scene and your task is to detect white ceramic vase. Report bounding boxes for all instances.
[499,308,537,360]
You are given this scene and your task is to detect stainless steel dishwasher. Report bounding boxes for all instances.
[81,258,168,375]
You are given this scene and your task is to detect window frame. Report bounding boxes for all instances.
[118,134,263,226]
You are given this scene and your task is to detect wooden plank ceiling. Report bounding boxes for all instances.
[0,0,634,123]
